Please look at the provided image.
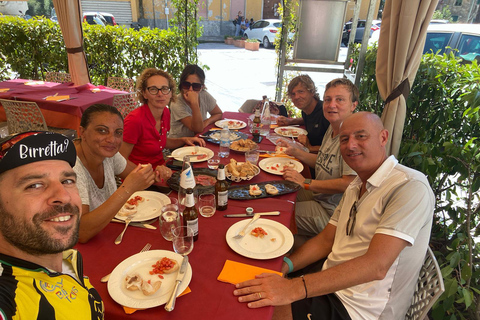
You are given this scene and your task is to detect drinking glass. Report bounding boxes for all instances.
[245,150,259,165]
[207,155,220,169]
[172,226,194,256]
[199,193,216,217]
[159,203,181,241]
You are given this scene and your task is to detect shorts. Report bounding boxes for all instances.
[291,294,351,320]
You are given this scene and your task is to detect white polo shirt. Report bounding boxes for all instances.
[324,156,435,319]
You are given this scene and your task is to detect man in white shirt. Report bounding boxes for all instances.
[234,112,435,320]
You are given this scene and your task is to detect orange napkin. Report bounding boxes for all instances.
[0,88,10,92]
[46,95,70,101]
[122,287,192,314]
[24,81,45,86]
[270,124,278,128]
[217,260,282,285]
[91,88,101,93]
[259,153,298,161]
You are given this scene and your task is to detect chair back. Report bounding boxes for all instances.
[45,72,72,84]
[238,99,260,113]
[0,99,48,134]
[112,93,140,118]
[107,77,135,92]
[405,247,445,320]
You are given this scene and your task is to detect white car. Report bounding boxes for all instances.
[243,19,293,49]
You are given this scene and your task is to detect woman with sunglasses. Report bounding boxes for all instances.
[120,68,205,177]
[168,64,223,138]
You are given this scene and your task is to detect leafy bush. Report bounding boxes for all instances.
[351,44,480,319]
[0,15,199,84]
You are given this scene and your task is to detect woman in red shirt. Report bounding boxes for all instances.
[120,68,205,181]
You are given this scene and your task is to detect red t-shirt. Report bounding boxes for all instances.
[123,103,170,168]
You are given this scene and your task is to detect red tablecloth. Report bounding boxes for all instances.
[0,79,127,130]
[75,111,300,319]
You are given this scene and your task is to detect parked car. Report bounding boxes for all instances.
[243,19,293,49]
[369,23,480,62]
[342,19,381,45]
[83,12,107,26]
[98,12,117,26]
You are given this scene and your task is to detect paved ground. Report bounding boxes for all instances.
[197,42,347,113]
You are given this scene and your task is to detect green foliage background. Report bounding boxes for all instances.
[350,43,480,319]
[0,14,200,85]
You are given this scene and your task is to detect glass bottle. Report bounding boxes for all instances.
[178,155,197,213]
[252,108,261,143]
[260,96,271,136]
[183,188,199,241]
[219,124,230,158]
[215,164,228,211]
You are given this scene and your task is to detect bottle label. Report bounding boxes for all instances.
[185,193,195,207]
[217,168,225,180]
[218,191,228,206]
[186,218,198,236]
[180,167,195,189]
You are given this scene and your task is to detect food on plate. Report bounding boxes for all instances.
[195,174,217,186]
[271,238,276,242]
[265,184,279,195]
[125,273,143,291]
[278,128,300,137]
[251,227,268,238]
[141,279,162,296]
[210,131,240,141]
[226,120,244,129]
[150,257,179,276]
[118,195,145,216]
[230,139,257,152]
[226,159,257,178]
[249,184,263,196]
[266,161,297,173]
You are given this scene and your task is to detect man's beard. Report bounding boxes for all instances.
[0,203,81,256]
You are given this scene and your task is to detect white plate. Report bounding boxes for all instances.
[107,250,192,309]
[225,162,260,182]
[215,119,247,130]
[274,126,307,138]
[115,191,170,222]
[170,146,214,162]
[258,157,304,175]
[226,218,294,260]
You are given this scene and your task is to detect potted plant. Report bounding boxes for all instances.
[224,35,234,45]
[245,39,260,51]
[233,36,243,47]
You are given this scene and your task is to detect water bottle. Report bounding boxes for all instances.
[260,96,271,136]
[219,124,230,158]
[178,155,197,213]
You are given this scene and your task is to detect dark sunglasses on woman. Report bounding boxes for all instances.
[180,81,203,92]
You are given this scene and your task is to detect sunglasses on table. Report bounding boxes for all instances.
[146,86,171,95]
[180,81,203,91]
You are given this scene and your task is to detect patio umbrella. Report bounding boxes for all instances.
[52,0,90,86]
[376,0,438,156]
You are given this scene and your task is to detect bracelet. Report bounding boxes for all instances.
[304,183,310,190]
[300,275,308,299]
[283,256,294,274]
[120,185,130,195]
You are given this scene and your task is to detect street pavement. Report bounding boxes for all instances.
[197,42,347,113]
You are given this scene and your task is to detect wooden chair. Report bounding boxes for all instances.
[45,72,72,84]
[405,247,445,320]
[107,77,135,92]
[112,93,140,118]
[0,99,77,140]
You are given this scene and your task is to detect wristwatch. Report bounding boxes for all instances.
[304,179,312,190]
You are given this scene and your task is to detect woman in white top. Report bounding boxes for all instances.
[169,64,223,138]
[74,104,156,243]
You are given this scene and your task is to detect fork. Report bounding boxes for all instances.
[233,213,261,239]
[114,216,133,245]
[100,243,152,283]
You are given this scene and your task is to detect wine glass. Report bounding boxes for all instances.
[172,226,194,256]
[159,203,181,241]
[199,193,216,217]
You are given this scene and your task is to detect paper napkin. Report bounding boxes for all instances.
[46,95,70,101]
[0,88,10,92]
[122,287,192,314]
[217,260,282,285]
[91,88,101,93]
[24,81,45,86]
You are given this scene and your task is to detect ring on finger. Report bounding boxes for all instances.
[257,292,262,299]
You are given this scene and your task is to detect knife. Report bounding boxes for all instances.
[111,219,157,230]
[224,211,280,217]
[165,256,189,312]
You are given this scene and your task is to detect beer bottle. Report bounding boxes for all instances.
[183,188,199,241]
[215,164,229,211]
[252,108,261,143]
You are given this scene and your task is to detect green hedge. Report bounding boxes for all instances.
[351,43,480,319]
[0,15,196,85]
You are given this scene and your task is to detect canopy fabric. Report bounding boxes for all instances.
[376,0,438,156]
[52,0,90,86]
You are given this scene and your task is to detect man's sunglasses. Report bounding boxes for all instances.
[180,81,203,92]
